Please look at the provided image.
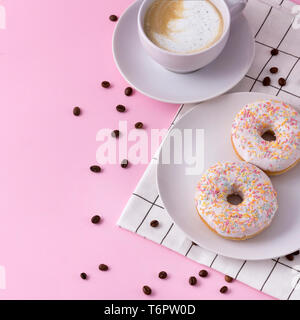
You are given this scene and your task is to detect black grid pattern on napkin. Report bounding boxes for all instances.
[118,0,300,300]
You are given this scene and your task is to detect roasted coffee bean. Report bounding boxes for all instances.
[150,220,159,228]
[109,15,118,22]
[270,67,278,74]
[80,273,88,280]
[262,77,271,86]
[91,215,101,224]
[135,122,144,129]
[220,286,228,294]
[116,105,126,113]
[286,254,294,261]
[99,264,109,271]
[73,106,81,116]
[143,285,152,295]
[121,159,129,168]
[189,276,197,286]
[199,270,208,278]
[293,250,300,256]
[278,78,286,86]
[159,271,168,279]
[225,275,233,283]
[90,165,101,173]
[125,87,133,96]
[271,48,279,56]
[111,130,120,138]
[101,81,110,88]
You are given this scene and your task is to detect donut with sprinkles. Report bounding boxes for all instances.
[231,99,300,175]
[194,162,278,240]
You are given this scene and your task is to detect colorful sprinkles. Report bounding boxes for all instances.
[232,100,300,173]
[194,162,278,239]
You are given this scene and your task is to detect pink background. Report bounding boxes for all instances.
[0,0,286,300]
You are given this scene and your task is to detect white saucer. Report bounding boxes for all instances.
[112,0,255,104]
[157,92,300,261]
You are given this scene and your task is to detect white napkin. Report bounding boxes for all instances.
[118,0,300,300]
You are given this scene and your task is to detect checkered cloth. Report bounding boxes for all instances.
[118,0,300,300]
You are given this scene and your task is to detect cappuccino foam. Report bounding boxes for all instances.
[144,0,224,54]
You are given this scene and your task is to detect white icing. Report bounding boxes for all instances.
[232,100,300,173]
[195,162,278,240]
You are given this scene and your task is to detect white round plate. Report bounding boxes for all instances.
[112,0,255,104]
[157,92,300,260]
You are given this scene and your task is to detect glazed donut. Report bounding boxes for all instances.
[194,162,278,240]
[231,99,300,175]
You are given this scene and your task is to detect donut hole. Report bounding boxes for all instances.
[227,193,243,206]
[261,129,276,142]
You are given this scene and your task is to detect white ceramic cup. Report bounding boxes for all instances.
[138,0,248,73]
